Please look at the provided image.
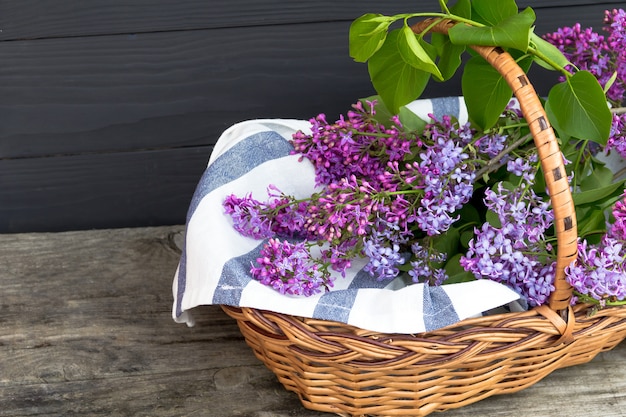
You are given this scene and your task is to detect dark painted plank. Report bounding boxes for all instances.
[0,0,621,40]
[0,22,377,159]
[0,0,417,41]
[0,5,614,159]
[0,147,211,233]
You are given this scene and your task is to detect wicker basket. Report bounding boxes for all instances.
[220,19,626,416]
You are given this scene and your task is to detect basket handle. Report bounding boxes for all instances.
[411,19,578,312]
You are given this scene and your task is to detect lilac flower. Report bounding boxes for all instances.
[410,117,477,236]
[291,100,415,187]
[544,10,626,105]
[408,243,448,285]
[223,193,274,239]
[475,131,508,158]
[506,154,538,183]
[363,218,409,280]
[461,184,556,307]
[610,192,626,241]
[302,176,378,242]
[251,238,333,296]
[565,237,626,306]
[606,113,626,159]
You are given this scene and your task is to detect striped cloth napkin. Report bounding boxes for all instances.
[172,97,521,334]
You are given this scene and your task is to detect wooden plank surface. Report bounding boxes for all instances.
[0,21,373,158]
[1,226,625,416]
[0,147,210,232]
[2,1,620,233]
[0,0,621,40]
[0,3,619,159]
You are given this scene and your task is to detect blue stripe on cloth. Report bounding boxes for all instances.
[313,289,360,323]
[175,130,294,318]
[187,131,294,221]
[211,243,264,305]
[431,97,460,120]
[422,286,459,331]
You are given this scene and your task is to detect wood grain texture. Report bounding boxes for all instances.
[0,1,620,232]
[0,22,377,159]
[0,0,621,40]
[0,147,210,233]
[0,226,625,416]
[0,5,614,159]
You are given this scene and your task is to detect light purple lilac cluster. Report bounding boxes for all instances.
[460,157,558,307]
[250,238,333,296]
[413,116,476,236]
[408,243,448,286]
[363,218,409,280]
[565,194,626,306]
[607,113,626,158]
[544,9,626,157]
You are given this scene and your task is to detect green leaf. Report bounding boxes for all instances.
[448,8,535,51]
[398,106,427,133]
[349,14,393,62]
[461,55,520,129]
[604,71,618,94]
[545,99,571,141]
[546,71,613,145]
[530,33,571,71]
[368,29,431,114]
[431,0,470,80]
[576,207,607,240]
[431,33,465,81]
[579,163,613,191]
[398,25,443,80]
[471,0,518,25]
[460,230,474,248]
[444,253,476,284]
[573,180,625,206]
[486,211,501,228]
[433,227,461,259]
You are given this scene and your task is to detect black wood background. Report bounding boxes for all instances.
[1,1,622,232]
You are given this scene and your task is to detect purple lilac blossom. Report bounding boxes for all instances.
[302,175,377,243]
[565,237,626,306]
[606,113,626,158]
[610,193,626,241]
[507,153,538,183]
[408,243,448,285]
[604,9,626,103]
[475,131,508,159]
[460,184,556,307]
[223,193,274,239]
[566,192,626,305]
[362,218,411,280]
[250,238,333,296]
[290,101,415,187]
[544,9,626,105]
[412,116,476,236]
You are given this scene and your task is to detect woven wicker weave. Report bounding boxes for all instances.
[220,19,626,416]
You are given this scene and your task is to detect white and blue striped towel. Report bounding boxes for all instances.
[172,97,521,334]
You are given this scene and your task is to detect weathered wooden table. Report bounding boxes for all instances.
[1,226,625,417]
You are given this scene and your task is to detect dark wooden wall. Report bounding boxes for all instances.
[1,1,622,232]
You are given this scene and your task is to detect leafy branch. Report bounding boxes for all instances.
[349,0,613,146]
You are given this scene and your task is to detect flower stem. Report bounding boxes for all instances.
[474,132,533,179]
